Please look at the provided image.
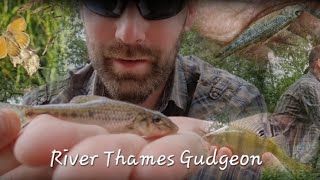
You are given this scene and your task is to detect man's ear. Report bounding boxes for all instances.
[184,0,198,31]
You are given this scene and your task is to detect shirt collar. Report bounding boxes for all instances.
[158,55,189,112]
[307,70,320,82]
[83,64,106,96]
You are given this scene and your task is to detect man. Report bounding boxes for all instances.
[0,0,279,179]
[270,45,320,170]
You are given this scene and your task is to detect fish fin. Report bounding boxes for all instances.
[202,125,229,138]
[69,95,109,104]
[202,126,241,139]
[229,113,270,137]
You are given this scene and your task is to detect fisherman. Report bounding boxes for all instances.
[270,45,320,170]
[0,0,284,179]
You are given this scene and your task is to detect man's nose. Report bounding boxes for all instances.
[115,5,147,45]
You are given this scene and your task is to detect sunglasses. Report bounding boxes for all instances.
[81,0,189,20]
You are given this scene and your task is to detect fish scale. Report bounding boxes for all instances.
[216,4,304,60]
[0,95,179,138]
[203,114,314,173]
[205,130,313,172]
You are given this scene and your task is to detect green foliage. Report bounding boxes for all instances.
[0,0,87,102]
[261,168,319,180]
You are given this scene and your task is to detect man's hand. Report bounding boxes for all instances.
[0,110,21,175]
[0,112,211,179]
[0,109,108,179]
[0,110,285,179]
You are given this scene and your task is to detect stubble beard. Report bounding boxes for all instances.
[88,36,182,104]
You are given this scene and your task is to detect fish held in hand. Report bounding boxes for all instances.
[0,95,179,138]
[203,114,313,173]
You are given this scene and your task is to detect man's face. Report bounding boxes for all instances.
[81,1,194,104]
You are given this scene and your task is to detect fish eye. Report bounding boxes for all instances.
[152,115,162,124]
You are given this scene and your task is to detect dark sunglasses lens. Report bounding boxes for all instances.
[82,0,126,17]
[138,0,188,20]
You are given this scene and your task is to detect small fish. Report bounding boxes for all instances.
[216,4,304,60]
[203,113,313,173]
[0,95,179,138]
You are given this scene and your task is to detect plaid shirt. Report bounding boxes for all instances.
[270,71,320,169]
[23,55,267,179]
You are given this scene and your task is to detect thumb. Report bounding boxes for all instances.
[0,109,21,149]
[0,109,21,175]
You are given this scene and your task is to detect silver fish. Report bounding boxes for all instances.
[0,95,179,138]
[216,4,304,60]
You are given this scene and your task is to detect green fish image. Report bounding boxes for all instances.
[203,113,314,173]
[216,4,304,60]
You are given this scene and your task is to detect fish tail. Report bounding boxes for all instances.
[279,154,314,173]
[271,134,314,173]
[288,160,313,173]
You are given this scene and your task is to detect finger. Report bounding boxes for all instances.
[14,115,108,166]
[1,165,53,180]
[132,132,206,180]
[170,117,213,136]
[0,109,21,149]
[262,152,286,171]
[209,146,218,156]
[0,143,20,175]
[217,147,232,159]
[53,134,147,180]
